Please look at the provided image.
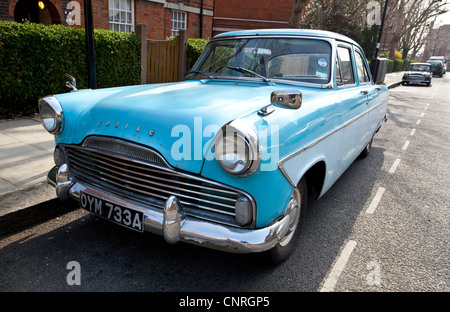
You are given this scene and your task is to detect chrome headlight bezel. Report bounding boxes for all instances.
[214,119,261,178]
[38,96,64,135]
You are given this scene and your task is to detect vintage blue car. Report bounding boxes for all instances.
[39,29,388,263]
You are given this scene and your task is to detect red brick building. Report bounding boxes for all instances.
[212,0,294,36]
[1,0,214,39]
[1,0,294,40]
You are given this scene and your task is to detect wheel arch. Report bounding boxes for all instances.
[303,160,326,199]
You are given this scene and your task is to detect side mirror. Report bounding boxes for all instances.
[65,73,77,91]
[271,90,302,109]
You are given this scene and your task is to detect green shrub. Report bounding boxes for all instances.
[187,38,209,69]
[393,59,404,72]
[387,59,394,73]
[0,21,140,118]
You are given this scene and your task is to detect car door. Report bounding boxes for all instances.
[354,48,379,140]
[336,44,369,176]
[354,47,384,137]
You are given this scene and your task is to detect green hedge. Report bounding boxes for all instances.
[0,21,140,118]
[187,38,209,69]
[393,59,404,72]
[386,59,394,73]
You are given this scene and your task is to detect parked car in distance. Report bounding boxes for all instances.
[39,29,389,263]
[427,59,445,77]
[402,63,432,86]
[428,56,447,74]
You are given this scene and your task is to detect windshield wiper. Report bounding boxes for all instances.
[227,66,270,82]
[187,70,215,79]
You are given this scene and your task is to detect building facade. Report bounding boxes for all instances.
[212,0,293,36]
[1,0,295,40]
[1,0,214,39]
[422,24,450,63]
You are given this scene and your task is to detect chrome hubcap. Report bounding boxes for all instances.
[279,188,301,247]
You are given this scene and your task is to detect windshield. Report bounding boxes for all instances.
[189,38,332,84]
[407,64,431,71]
[428,61,442,67]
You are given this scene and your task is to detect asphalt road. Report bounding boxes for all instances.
[1,76,449,294]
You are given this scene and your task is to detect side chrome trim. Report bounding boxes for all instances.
[278,100,386,186]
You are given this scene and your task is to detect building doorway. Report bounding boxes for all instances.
[14,0,60,25]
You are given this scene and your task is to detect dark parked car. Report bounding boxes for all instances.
[428,56,447,74]
[427,60,445,77]
[402,63,432,86]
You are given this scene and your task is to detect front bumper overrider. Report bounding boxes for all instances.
[47,166,291,253]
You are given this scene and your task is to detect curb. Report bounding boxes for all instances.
[388,82,402,89]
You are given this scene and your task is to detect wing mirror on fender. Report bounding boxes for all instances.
[65,73,78,92]
[259,90,302,116]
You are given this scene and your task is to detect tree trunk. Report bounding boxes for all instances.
[288,0,309,28]
[389,34,400,59]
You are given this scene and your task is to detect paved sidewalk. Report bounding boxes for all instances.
[0,72,404,235]
[384,71,405,89]
[0,116,56,219]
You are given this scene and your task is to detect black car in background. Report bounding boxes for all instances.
[402,63,432,86]
[427,59,445,77]
[428,56,447,74]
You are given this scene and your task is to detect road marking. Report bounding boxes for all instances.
[389,158,401,173]
[416,119,421,125]
[420,113,425,117]
[410,129,416,136]
[366,187,386,214]
[402,141,410,151]
[320,240,357,292]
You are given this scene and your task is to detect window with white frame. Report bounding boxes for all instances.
[171,11,186,37]
[109,0,134,33]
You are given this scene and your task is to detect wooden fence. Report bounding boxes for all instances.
[136,24,187,84]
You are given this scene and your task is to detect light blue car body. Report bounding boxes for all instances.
[48,29,388,247]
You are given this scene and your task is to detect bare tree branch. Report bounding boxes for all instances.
[288,0,310,28]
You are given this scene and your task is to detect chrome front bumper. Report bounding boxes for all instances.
[47,166,290,253]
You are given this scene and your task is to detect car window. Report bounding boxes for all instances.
[355,50,371,83]
[408,64,431,71]
[191,38,332,84]
[336,46,355,86]
[428,61,442,68]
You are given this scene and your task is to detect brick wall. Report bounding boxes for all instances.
[1,0,214,40]
[213,0,293,36]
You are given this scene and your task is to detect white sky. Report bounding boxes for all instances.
[434,3,450,27]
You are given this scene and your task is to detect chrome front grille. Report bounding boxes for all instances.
[64,139,252,227]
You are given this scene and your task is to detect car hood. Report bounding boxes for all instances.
[66,79,303,173]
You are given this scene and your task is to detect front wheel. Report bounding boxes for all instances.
[267,178,307,264]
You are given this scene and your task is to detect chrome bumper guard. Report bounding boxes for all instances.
[47,166,289,253]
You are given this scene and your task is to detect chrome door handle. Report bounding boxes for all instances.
[361,90,369,95]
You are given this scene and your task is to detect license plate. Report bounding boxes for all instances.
[80,192,144,232]
[432,68,436,70]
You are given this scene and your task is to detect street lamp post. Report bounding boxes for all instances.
[84,0,97,89]
[374,0,389,58]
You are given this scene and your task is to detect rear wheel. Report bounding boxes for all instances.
[359,136,373,159]
[267,178,307,264]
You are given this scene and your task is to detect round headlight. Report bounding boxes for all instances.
[214,119,260,177]
[38,96,64,134]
